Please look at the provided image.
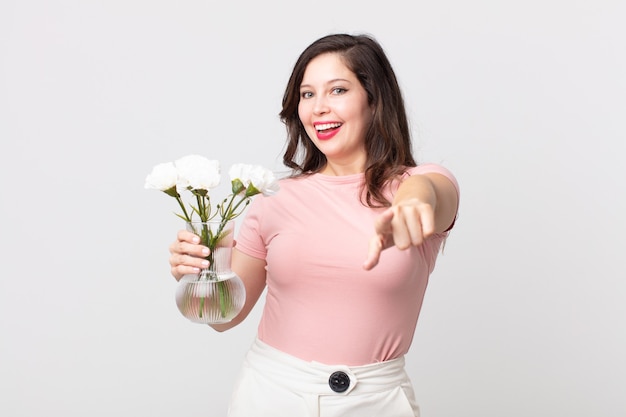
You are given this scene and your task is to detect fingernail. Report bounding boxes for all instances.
[201,260,209,267]
[202,247,210,256]
[192,236,200,243]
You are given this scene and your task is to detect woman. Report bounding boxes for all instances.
[169,33,459,416]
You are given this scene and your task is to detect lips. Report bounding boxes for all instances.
[314,122,342,140]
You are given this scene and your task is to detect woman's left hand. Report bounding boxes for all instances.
[362,199,435,270]
[362,172,458,270]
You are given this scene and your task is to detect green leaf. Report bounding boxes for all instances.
[231,179,245,195]
[174,213,190,222]
[163,186,180,198]
[245,183,260,197]
[191,188,208,197]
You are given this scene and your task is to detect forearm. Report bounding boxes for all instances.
[394,174,436,207]
[394,173,458,234]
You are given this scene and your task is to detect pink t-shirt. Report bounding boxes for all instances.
[235,164,459,366]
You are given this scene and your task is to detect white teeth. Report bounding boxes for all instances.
[315,123,342,131]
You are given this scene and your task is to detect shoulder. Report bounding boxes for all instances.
[404,163,459,196]
[405,163,456,179]
[249,174,315,207]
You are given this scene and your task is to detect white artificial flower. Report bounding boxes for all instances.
[146,156,279,227]
[228,163,279,196]
[144,161,178,191]
[228,163,251,187]
[175,155,221,191]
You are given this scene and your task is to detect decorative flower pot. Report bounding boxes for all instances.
[175,220,245,324]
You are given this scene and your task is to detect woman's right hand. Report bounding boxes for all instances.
[168,229,210,281]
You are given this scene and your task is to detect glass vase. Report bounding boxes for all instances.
[175,220,246,324]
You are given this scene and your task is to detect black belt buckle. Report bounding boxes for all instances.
[329,371,350,393]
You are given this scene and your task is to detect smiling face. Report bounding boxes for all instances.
[298,52,373,175]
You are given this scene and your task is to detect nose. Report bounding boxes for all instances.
[313,95,329,115]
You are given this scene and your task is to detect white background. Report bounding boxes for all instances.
[1,1,624,416]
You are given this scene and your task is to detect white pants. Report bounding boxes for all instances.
[227,338,420,417]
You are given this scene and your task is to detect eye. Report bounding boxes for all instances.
[300,91,313,99]
[331,87,347,95]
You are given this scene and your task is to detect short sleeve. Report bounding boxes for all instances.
[406,163,460,201]
[234,196,268,259]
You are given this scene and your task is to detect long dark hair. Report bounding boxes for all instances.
[279,33,416,207]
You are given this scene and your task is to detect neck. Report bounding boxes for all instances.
[320,156,366,176]
[320,164,364,176]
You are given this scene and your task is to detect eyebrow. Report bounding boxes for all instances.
[299,78,352,89]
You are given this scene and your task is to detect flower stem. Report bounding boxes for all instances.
[199,295,206,318]
[221,193,249,223]
[175,196,192,222]
[218,281,228,318]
